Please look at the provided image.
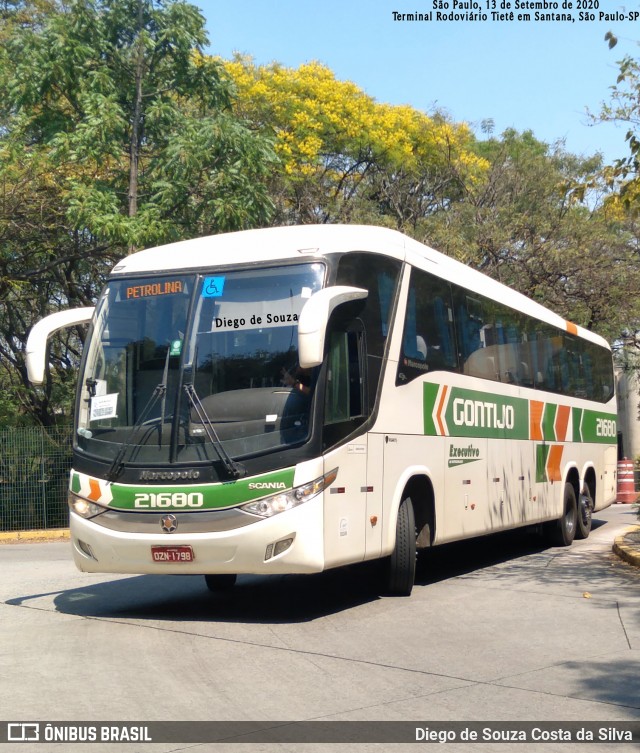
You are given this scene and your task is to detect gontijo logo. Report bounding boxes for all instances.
[425,384,529,440]
[452,397,515,431]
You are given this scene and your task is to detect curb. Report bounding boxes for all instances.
[612,525,640,568]
[0,529,70,544]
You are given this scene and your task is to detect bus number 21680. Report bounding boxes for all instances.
[134,492,204,508]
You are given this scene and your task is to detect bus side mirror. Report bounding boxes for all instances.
[26,307,95,385]
[298,286,368,368]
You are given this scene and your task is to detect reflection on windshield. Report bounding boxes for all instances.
[76,264,324,468]
[187,264,324,458]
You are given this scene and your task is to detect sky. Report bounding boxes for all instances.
[195,0,640,166]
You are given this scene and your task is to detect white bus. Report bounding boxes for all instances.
[27,225,617,595]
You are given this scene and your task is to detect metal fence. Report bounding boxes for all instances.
[0,427,73,532]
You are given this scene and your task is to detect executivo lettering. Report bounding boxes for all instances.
[448,443,482,468]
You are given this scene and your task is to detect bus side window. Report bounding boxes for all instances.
[335,252,402,409]
[325,328,366,425]
[397,268,457,384]
[322,324,369,448]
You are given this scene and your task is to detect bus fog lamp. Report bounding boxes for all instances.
[77,539,97,560]
[274,537,293,556]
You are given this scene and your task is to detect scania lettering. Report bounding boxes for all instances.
[27,225,617,596]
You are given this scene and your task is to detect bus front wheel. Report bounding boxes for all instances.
[385,496,417,596]
[544,483,577,547]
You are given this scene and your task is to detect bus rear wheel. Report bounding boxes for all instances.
[385,496,417,596]
[204,574,237,591]
[575,487,593,540]
[544,483,577,547]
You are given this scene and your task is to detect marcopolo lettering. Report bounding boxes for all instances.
[140,469,201,481]
[453,398,515,430]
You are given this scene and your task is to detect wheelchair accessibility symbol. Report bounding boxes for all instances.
[201,276,225,298]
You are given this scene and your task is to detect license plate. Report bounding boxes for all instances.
[151,545,194,563]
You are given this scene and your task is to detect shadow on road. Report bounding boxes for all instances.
[5,515,638,625]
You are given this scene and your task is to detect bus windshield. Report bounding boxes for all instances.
[76,263,325,469]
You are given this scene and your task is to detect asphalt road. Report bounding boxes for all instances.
[1,504,639,752]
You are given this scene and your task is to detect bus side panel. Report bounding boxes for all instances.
[322,440,368,569]
[378,435,442,556]
[487,437,533,529]
[599,444,617,510]
[365,432,385,561]
[441,435,488,542]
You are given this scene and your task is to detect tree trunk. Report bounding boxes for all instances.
[128,0,146,234]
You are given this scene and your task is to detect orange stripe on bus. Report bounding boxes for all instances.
[555,405,571,442]
[546,445,564,482]
[530,400,544,441]
[88,478,102,502]
[566,321,578,335]
[436,385,448,436]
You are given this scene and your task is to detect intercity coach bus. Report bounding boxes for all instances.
[26,225,617,595]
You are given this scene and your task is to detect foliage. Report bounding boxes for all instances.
[1,5,638,427]
[422,129,640,338]
[224,57,488,226]
[3,0,275,247]
[589,37,640,352]
[0,0,276,426]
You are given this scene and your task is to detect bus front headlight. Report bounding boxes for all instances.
[241,468,338,518]
[68,492,107,520]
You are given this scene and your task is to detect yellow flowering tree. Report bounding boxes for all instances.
[223,56,488,227]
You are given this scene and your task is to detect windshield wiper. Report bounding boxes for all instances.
[106,382,167,482]
[183,382,247,480]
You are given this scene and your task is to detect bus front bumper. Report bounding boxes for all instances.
[69,497,325,575]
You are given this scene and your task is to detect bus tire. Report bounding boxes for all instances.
[544,483,577,547]
[204,574,237,591]
[385,496,417,596]
[575,486,593,540]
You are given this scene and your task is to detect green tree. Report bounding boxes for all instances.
[4,0,275,246]
[423,129,640,339]
[0,0,276,426]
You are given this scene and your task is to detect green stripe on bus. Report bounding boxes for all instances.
[580,409,617,444]
[423,383,440,436]
[542,403,557,442]
[106,467,296,511]
[572,408,583,443]
[423,383,616,444]
[536,444,550,483]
